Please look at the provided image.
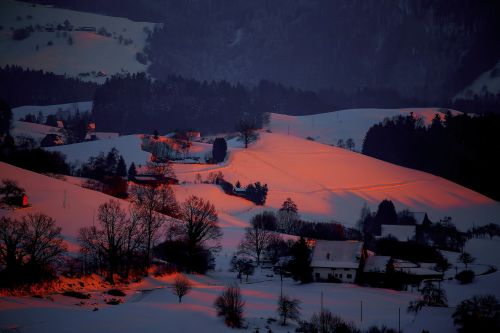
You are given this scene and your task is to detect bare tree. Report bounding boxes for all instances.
[236,119,259,148]
[0,213,66,286]
[130,184,168,269]
[277,295,301,325]
[22,213,67,268]
[178,195,222,255]
[214,285,245,328]
[278,197,299,233]
[230,256,255,282]
[124,206,146,277]
[310,309,357,333]
[172,274,192,303]
[345,138,355,151]
[156,185,180,218]
[238,216,275,265]
[408,281,448,314]
[458,251,475,271]
[0,216,27,274]
[145,160,176,178]
[79,200,128,284]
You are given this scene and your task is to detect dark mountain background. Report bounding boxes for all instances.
[31,0,500,108]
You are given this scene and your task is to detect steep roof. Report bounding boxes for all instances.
[364,255,391,273]
[311,240,363,269]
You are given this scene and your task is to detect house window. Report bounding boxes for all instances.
[347,274,352,279]
[315,273,320,280]
[328,273,333,280]
[338,274,342,278]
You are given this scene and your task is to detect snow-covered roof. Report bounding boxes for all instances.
[364,255,391,273]
[311,240,363,269]
[380,225,416,242]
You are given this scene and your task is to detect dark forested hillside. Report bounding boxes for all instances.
[362,112,500,201]
[92,74,329,134]
[31,0,500,107]
[0,66,97,107]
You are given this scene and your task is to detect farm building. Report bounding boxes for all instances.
[311,240,364,283]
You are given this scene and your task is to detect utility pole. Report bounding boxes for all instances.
[360,300,363,323]
[320,291,323,312]
[280,268,283,299]
[398,307,401,333]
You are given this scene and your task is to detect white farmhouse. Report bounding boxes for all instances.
[311,240,364,283]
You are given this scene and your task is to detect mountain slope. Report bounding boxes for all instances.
[0,0,156,82]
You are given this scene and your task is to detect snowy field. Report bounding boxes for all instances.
[269,108,462,151]
[174,132,500,231]
[0,0,156,82]
[46,135,150,167]
[2,134,500,332]
[2,108,500,332]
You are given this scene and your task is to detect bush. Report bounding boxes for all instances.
[106,298,122,305]
[214,285,245,328]
[154,240,215,274]
[136,52,148,65]
[305,309,360,333]
[62,291,90,299]
[365,326,398,333]
[453,295,500,332]
[12,27,31,40]
[455,270,475,284]
[0,179,25,206]
[107,289,126,297]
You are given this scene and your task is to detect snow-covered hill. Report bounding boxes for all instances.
[11,120,60,142]
[2,128,500,332]
[455,60,500,99]
[38,126,500,231]
[0,162,133,250]
[174,132,499,231]
[0,0,156,83]
[270,108,462,151]
[1,159,500,333]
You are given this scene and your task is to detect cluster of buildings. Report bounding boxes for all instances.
[309,220,442,287]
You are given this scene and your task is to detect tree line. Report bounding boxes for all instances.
[362,112,500,201]
[92,73,332,135]
[0,182,221,287]
[0,66,97,107]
